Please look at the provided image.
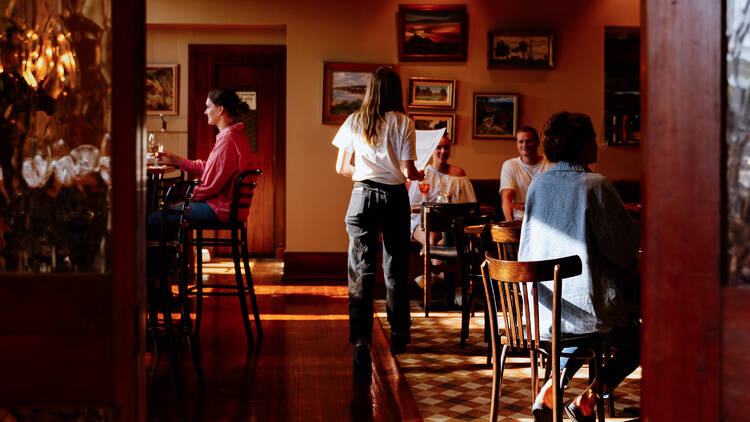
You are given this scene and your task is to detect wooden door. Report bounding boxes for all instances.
[188,45,286,257]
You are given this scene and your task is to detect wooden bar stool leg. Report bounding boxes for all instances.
[195,229,204,337]
[241,227,262,339]
[159,262,183,397]
[232,228,254,348]
[177,244,204,387]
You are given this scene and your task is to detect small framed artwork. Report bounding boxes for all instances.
[145,64,179,115]
[408,77,456,109]
[398,5,468,62]
[472,93,518,139]
[409,112,456,143]
[322,62,389,125]
[488,31,554,69]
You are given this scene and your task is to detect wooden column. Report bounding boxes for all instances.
[642,0,721,420]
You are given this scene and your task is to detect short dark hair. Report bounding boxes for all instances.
[542,112,596,163]
[207,89,250,118]
[516,126,539,142]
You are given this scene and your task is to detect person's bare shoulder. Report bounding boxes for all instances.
[448,164,466,177]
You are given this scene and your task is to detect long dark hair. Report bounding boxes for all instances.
[542,112,595,163]
[208,89,250,118]
[352,67,405,146]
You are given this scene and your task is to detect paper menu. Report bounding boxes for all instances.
[414,128,445,170]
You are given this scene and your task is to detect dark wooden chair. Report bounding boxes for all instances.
[186,169,263,348]
[490,220,522,260]
[420,202,481,317]
[147,179,204,396]
[455,218,493,348]
[147,171,184,214]
[481,254,606,422]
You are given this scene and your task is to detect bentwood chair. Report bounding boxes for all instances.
[186,169,263,348]
[481,255,606,422]
[420,202,480,317]
[480,221,523,362]
[147,179,204,395]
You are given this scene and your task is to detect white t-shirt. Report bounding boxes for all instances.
[331,111,417,185]
[499,157,552,220]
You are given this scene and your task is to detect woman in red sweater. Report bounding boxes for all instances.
[152,89,259,227]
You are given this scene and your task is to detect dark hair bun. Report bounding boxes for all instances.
[237,102,250,115]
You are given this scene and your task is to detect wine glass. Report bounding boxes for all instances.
[148,133,163,154]
[418,168,431,198]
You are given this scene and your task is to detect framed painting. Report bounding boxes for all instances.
[145,64,179,115]
[472,93,518,139]
[409,112,456,143]
[322,62,389,125]
[398,5,468,62]
[408,77,456,109]
[488,31,554,69]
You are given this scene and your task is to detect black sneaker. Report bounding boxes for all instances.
[390,333,409,354]
[353,344,371,371]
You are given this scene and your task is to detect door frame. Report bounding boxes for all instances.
[188,45,286,257]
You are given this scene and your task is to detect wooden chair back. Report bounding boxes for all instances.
[490,220,522,260]
[481,254,583,422]
[229,169,262,223]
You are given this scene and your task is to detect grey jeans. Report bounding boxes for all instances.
[345,180,412,345]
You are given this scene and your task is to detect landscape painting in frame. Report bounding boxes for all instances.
[409,78,456,109]
[472,93,518,139]
[488,31,554,69]
[323,62,387,124]
[145,64,179,115]
[409,112,456,143]
[398,5,468,61]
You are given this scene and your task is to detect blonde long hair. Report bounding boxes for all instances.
[352,67,405,146]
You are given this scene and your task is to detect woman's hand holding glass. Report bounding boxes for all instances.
[155,151,181,166]
[418,167,431,198]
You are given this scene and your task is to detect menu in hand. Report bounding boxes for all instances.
[414,128,445,170]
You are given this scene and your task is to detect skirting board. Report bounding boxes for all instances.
[282,252,347,282]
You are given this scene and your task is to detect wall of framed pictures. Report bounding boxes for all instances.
[147,0,641,253]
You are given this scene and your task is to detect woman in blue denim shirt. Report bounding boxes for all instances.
[519,112,640,422]
[332,67,423,371]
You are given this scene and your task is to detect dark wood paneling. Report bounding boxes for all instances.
[0,333,112,404]
[642,0,721,420]
[282,252,347,282]
[721,287,750,421]
[0,275,112,332]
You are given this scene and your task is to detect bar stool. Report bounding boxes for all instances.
[186,169,263,348]
[147,179,204,396]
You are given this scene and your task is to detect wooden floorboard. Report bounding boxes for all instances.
[147,258,417,421]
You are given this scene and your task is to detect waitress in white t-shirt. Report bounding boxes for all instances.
[499,126,552,221]
[332,67,423,371]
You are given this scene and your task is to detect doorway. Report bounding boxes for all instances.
[188,45,286,257]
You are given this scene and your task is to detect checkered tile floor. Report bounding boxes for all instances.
[376,300,641,422]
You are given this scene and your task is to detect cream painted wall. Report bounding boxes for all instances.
[147,0,640,253]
